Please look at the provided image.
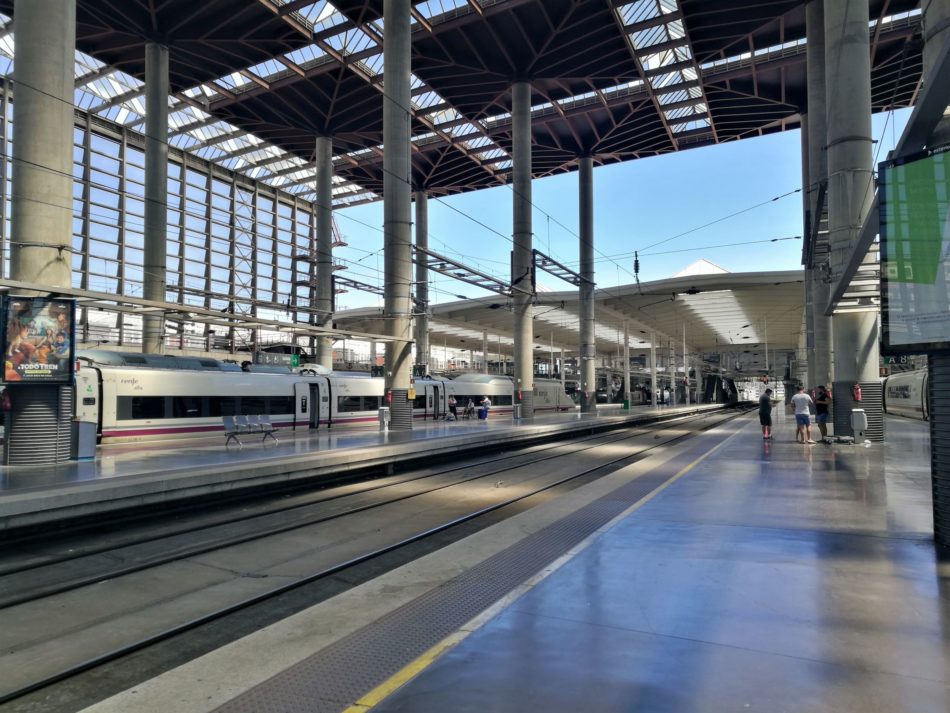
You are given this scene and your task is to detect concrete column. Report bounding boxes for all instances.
[383,0,413,430]
[923,0,950,146]
[578,156,596,413]
[482,330,489,374]
[650,331,658,408]
[10,0,74,289]
[142,42,168,354]
[6,0,76,466]
[560,348,565,389]
[825,0,882,439]
[314,136,334,370]
[923,0,950,547]
[806,0,833,389]
[413,191,429,370]
[623,320,630,408]
[511,80,535,418]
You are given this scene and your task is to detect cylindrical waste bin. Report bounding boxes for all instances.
[851,408,867,445]
[378,406,390,431]
[514,404,522,420]
[71,420,97,460]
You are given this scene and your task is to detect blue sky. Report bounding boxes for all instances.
[332,108,911,311]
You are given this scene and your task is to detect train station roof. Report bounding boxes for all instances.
[333,267,805,371]
[0,0,924,206]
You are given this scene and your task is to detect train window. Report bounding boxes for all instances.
[267,396,295,414]
[208,396,238,416]
[172,396,204,418]
[363,396,382,411]
[413,394,427,409]
[117,396,166,420]
[242,396,266,414]
[338,395,363,412]
[495,395,513,406]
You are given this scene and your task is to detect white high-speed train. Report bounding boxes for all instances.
[883,369,928,421]
[73,351,575,443]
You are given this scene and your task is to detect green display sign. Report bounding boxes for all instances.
[290,354,299,367]
[880,144,950,354]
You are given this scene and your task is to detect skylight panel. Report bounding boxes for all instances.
[416,0,470,22]
[295,1,344,30]
[245,58,284,81]
[283,44,326,68]
[215,72,254,92]
[325,27,377,56]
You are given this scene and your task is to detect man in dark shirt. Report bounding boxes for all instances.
[758,388,774,440]
[814,385,832,441]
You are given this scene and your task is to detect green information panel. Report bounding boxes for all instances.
[880,144,950,354]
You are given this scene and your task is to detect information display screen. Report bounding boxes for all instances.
[880,144,950,354]
[2,296,76,383]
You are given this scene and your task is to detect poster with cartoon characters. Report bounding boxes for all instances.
[2,297,75,383]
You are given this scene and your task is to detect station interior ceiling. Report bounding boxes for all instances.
[0,0,925,368]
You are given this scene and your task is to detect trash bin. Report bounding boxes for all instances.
[378,406,390,431]
[478,407,487,420]
[513,404,522,420]
[622,399,630,410]
[851,408,867,445]
[71,420,97,460]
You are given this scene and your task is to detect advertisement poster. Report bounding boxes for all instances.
[2,296,76,383]
[880,145,950,354]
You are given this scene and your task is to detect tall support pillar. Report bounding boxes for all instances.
[825,0,883,440]
[923,0,950,547]
[482,330,489,374]
[681,323,687,403]
[7,0,76,465]
[806,1,833,389]
[143,42,168,354]
[578,156,596,413]
[650,332,658,408]
[413,191,429,371]
[314,136,334,370]
[382,0,413,429]
[511,81,535,419]
[623,321,630,408]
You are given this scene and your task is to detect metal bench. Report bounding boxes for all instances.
[222,415,243,446]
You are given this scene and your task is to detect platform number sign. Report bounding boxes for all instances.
[2,296,76,384]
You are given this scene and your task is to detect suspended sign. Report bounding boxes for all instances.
[879,144,950,354]
[2,296,76,383]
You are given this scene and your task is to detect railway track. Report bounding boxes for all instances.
[0,409,739,711]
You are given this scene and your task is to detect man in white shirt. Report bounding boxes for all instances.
[790,385,816,444]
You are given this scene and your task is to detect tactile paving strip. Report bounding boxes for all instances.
[214,431,718,713]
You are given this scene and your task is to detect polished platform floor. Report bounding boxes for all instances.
[370,414,946,713]
[82,410,948,713]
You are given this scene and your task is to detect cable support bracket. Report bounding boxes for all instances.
[413,245,512,297]
[532,248,591,287]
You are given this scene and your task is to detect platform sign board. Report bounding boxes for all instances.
[880,144,950,354]
[2,296,76,383]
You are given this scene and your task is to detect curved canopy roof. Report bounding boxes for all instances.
[333,267,806,373]
[0,0,923,206]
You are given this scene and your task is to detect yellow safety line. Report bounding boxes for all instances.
[340,420,741,713]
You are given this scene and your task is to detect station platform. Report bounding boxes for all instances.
[81,411,947,713]
[0,403,719,531]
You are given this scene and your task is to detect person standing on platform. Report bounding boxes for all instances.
[758,388,774,440]
[479,395,491,420]
[791,385,816,444]
[447,395,458,421]
[814,385,832,442]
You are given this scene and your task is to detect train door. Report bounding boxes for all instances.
[309,382,322,428]
[293,382,308,431]
[75,367,103,435]
[425,383,441,420]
